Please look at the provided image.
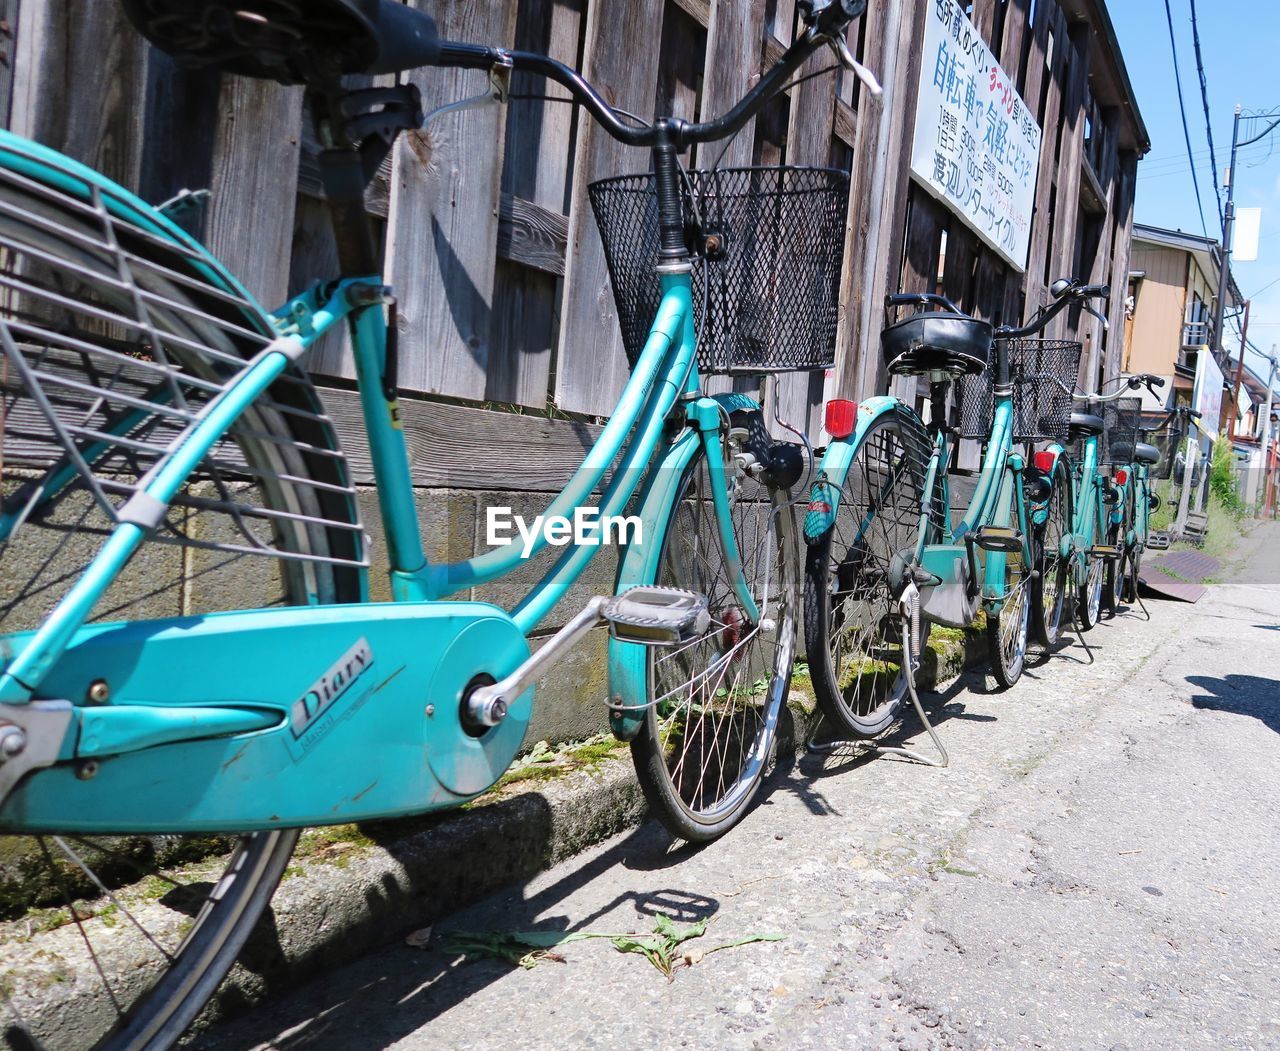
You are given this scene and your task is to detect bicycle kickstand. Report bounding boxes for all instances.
[872,581,949,769]
[1069,597,1096,664]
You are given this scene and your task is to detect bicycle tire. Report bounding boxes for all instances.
[0,176,360,1049]
[629,415,797,842]
[985,478,1031,688]
[803,411,930,739]
[1077,552,1105,630]
[1031,458,1072,649]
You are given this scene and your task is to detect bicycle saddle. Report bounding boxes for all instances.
[119,0,439,84]
[1133,442,1161,465]
[1067,411,1104,437]
[880,312,992,377]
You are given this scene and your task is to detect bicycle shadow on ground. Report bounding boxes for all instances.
[192,815,720,1051]
[1187,674,1280,735]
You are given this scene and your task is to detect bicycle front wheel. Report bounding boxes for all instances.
[803,411,930,738]
[629,422,797,843]
[0,166,362,1048]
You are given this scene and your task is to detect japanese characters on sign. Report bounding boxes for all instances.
[909,0,1043,272]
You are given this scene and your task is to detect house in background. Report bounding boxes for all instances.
[1122,223,1243,429]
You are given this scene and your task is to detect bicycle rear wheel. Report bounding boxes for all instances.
[1032,458,1072,649]
[803,410,930,739]
[0,165,362,1047]
[629,418,797,842]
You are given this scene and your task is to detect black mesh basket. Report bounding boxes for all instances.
[588,166,849,374]
[1099,396,1143,465]
[958,338,1083,444]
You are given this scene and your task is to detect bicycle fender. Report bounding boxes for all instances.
[0,602,531,832]
[607,393,758,741]
[804,396,904,543]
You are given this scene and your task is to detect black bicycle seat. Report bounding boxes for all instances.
[1067,411,1104,437]
[1134,442,1160,465]
[119,0,439,84]
[880,311,992,377]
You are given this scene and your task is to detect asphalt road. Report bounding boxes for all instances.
[196,522,1280,1051]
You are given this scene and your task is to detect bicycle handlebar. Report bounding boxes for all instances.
[431,6,863,150]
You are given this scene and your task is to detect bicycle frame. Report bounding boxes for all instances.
[0,129,761,831]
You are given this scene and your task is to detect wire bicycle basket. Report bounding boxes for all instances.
[588,166,849,375]
[958,338,1083,444]
[1099,396,1143,465]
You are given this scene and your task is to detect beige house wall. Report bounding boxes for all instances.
[1126,244,1188,374]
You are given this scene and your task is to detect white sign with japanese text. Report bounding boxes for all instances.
[909,0,1043,272]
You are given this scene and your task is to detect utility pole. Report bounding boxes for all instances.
[1227,298,1251,441]
[1211,107,1242,377]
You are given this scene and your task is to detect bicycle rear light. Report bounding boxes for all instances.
[824,399,858,438]
[1115,469,1128,485]
[1033,450,1056,473]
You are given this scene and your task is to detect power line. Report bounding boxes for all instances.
[1162,0,1210,236]
[1188,0,1224,230]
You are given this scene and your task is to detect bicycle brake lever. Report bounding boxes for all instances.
[419,51,512,130]
[1083,301,1110,332]
[827,35,883,98]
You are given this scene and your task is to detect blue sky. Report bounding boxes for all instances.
[1110,0,1280,382]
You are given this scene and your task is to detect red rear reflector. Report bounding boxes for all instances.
[1115,469,1128,485]
[825,399,857,438]
[1034,451,1056,473]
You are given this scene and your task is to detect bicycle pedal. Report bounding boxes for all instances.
[1090,545,1122,559]
[603,586,711,646]
[1147,532,1171,550]
[971,525,1024,553]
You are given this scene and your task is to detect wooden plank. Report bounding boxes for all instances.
[672,0,711,28]
[943,224,979,311]
[496,194,570,276]
[501,0,584,216]
[1001,0,1032,93]
[1103,151,1138,387]
[485,259,558,405]
[321,386,604,493]
[844,0,930,401]
[833,100,856,148]
[0,0,20,129]
[1022,3,1066,318]
[656,2,707,165]
[8,0,148,188]
[703,0,767,168]
[387,0,519,400]
[969,0,998,45]
[554,0,667,415]
[900,188,946,294]
[832,0,889,398]
[1047,18,1090,329]
[202,77,303,309]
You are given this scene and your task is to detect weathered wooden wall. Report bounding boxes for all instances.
[3,0,1143,488]
[835,0,1145,409]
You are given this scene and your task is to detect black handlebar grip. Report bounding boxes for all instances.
[435,41,500,69]
[1078,284,1110,299]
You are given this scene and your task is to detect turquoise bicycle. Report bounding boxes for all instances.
[0,0,878,1045]
[802,282,1103,756]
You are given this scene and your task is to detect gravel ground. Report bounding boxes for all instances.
[193,522,1280,1051]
